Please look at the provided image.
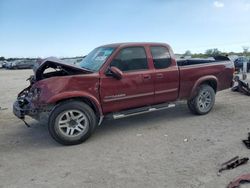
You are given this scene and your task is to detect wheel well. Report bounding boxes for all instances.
[55,97,100,117]
[201,80,217,92]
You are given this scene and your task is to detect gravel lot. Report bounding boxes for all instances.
[0,69,250,188]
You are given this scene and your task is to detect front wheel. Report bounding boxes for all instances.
[48,101,97,145]
[187,85,215,115]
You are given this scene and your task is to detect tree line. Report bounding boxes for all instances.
[183,46,250,58]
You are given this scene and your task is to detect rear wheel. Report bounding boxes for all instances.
[187,85,215,115]
[48,101,97,145]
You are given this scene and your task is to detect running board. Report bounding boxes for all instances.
[107,103,176,120]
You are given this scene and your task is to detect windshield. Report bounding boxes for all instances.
[79,47,115,72]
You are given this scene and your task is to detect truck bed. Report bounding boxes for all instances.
[177,57,234,99]
[177,56,230,66]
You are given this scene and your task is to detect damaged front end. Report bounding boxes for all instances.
[13,57,90,124]
[13,85,34,120]
[13,80,53,125]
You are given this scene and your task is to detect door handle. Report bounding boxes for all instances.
[156,73,164,79]
[143,75,151,80]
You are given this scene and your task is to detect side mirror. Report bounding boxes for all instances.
[109,66,123,80]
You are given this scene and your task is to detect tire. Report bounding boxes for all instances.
[187,84,215,115]
[48,101,97,145]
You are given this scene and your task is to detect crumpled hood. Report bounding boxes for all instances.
[33,57,91,81]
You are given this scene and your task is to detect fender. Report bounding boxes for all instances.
[47,91,103,116]
[189,75,218,99]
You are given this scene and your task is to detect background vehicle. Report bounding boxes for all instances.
[9,60,35,69]
[234,56,250,72]
[2,61,8,68]
[0,61,3,69]
[13,43,234,145]
[5,61,14,69]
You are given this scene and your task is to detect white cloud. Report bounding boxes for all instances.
[214,1,225,8]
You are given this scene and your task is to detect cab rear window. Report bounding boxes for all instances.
[150,46,171,69]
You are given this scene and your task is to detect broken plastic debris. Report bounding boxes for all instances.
[227,173,250,188]
[218,156,249,174]
[231,76,250,96]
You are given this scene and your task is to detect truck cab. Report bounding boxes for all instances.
[96,43,179,114]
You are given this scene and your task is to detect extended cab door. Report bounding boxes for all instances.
[100,47,154,114]
[149,46,179,103]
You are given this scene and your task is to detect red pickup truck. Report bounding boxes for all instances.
[13,43,234,145]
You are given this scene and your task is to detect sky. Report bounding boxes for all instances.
[0,0,250,58]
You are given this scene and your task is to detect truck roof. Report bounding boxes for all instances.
[99,42,170,48]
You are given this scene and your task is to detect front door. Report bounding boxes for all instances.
[100,47,154,114]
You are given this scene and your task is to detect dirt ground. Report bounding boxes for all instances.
[0,69,250,188]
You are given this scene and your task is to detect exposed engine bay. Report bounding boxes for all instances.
[33,57,91,82]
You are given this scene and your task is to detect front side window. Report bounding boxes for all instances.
[80,47,115,72]
[110,47,148,72]
[150,46,171,69]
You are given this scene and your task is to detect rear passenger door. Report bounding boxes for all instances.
[100,47,155,114]
[150,46,179,103]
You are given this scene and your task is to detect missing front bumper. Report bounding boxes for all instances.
[13,99,53,124]
[13,98,39,120]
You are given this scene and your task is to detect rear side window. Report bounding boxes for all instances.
[110,47,148,72]
[150,46,171,69]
